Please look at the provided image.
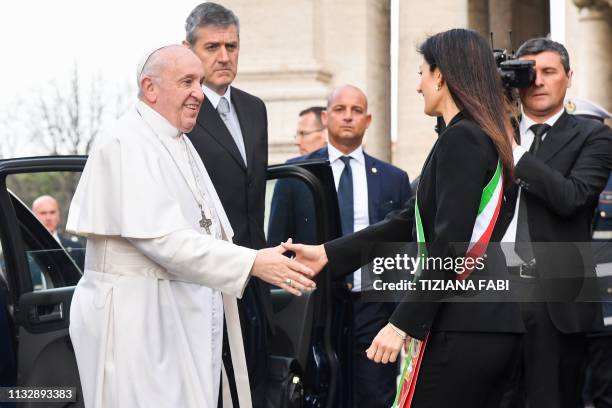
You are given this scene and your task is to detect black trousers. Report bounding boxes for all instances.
[352,294,398,408]
[237,282,268,408]
[410,331,521,408]
[501,301,587,408]
[585,336,612,408]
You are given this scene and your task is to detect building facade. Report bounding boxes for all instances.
[227,0,611,177]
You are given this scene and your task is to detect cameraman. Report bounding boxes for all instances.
[501,38,612,408]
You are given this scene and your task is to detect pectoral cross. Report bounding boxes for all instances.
[198,205,213,234]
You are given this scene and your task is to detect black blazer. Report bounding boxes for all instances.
[508,111,612,333]
[325,113,525,340]
[186,86,272,319]
[267,146,412,246]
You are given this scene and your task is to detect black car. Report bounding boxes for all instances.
[0,156,354,408]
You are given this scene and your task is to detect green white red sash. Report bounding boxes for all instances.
[392,160,504,408]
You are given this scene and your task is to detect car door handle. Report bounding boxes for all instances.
[30,302,64,323]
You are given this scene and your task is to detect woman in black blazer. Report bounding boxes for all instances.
[285,29,524,407]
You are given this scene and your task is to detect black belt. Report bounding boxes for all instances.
[508,263,538,279]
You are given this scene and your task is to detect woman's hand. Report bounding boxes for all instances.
[251,242,316,296]
[366,323,409,364]
[281,241,328,276]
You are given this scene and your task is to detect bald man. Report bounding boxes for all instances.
[271,85,411,407]
[32,195,85,271]
[32,195,61,238]
[66,45,314,408]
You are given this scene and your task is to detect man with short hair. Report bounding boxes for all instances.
[295,106,327,155]
[182,5,271,404]
[32,195,61,238]
[272,85,411,407]
[67,45,314,408]
[267,106,327,247]
[32,195,85,270]
[498,38,612,408]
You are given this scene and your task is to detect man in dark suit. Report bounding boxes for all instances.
[183,3,270,406]
[498,38,612,408]
[270,85,411,407]
[267,106,328,247]
[294,106,328,155]
[32,195,85,273]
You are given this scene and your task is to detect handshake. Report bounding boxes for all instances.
[251,239,411,364]
[250,240,328,296]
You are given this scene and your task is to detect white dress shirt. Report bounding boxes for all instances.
[328,143,370,291]
[501,107,565,265]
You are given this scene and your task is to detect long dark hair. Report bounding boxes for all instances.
[419,29,514,182]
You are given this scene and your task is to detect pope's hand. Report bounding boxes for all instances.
[280,241,328,276]
[251,243,316,296]
[366,323,409,364]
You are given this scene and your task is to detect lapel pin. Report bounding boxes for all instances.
[371,167,378,174]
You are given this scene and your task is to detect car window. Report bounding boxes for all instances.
[266,177,319,248]
[6,171,84,291]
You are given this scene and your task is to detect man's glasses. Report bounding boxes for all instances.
[294,128,324,139]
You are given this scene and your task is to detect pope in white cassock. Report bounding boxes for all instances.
[66,45,315,408]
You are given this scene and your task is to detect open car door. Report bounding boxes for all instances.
[0,155,352,408]
[0,156,86,407]
[265,159,352,408]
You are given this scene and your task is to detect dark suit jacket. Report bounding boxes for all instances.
[325,113,525,340]
[508,111,612,333]
[59,232,85,271]
[267,146,412,247]
[186,86,272,324]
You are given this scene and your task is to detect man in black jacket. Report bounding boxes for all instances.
[183,3,270,406]
[269,86,412,407]
[498,38,612,408]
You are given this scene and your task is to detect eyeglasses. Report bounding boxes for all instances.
[294,128,325,139]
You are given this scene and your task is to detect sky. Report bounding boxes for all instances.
[0,0,563,149]
[0,0,199,111]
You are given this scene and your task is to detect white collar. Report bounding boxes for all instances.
[520,106,565,135]
[327,142,365,165]
[202,84,232,110]
[136,100,182,139]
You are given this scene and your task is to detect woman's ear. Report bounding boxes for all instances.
[434,68,445,88]
[433,68,445,91]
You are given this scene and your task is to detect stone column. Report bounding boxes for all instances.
[510,0,550,49]
[571,0,612,112]
[488,0,549,52]
[469,0,490,38]
[488,0,513,50]
[222,0,332,164]
[317,0,392,161]
[395,0,469,178]
[224,0,391,164]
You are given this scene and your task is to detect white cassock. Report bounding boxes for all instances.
[66,100,255,408]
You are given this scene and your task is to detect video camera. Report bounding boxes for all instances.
[434,42,536,135]
[493,49,535,89]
